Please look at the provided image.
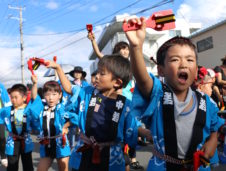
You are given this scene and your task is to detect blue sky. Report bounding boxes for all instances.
[0,0,225,88]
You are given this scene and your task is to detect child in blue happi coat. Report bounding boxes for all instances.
[0,82,11,167]
[45,54,150,171]
[30,75,75,171]
[67,66,89,148]
[88,33,142,170]
[0,84,36,171]
[124,17,224,171]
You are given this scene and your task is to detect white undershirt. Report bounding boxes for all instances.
[173,88,197,159]
[44,109,55,138]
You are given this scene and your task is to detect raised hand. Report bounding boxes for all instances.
[45,60,59,69]
[87,32,95,41]
[124,17,146,48]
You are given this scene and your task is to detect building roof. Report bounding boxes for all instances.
[189,18,226,38]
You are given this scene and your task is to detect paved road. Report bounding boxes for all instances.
[1,137,226,170]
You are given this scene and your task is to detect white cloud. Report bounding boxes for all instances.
[46,1,59,10]
[176,0,226,27]
[0,26,104,88]
[67,3,81,10]
[90,5,98,12]
[68,0,100,12]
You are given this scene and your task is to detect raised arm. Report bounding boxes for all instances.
[87,32,104,59]
[124,17,153,98]
[31,74,38,100]
[216,72,226,85]
[46,60,72,94]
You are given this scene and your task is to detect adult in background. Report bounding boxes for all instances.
[67,66,89,148]
[68,66,89,88]
[214,55,226,107]
[0,82,11,168]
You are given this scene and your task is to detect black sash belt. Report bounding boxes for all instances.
[79,90,126,171]
[162,84,206,171]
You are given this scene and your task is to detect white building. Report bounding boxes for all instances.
[189,19,226,68]
[89,14,201,75]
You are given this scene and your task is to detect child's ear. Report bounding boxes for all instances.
[59,92,62,99]
[23,95,27,102]
[157,65,164,77]
[114,78,123,89]
[197,84,203,91]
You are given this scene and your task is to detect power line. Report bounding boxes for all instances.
[133,0,174,15]
[40,29,101,58]
[23,0,145,59]
[24,1,93,32]
[0,0,174,81]
[24,0,76,25]
[32,0,174,57]
[0,0,17,33]
[23,0,83,31]
[24,0,144,36]
[24,29,86,60]
[0,0,15,26]
[0,64,21,82]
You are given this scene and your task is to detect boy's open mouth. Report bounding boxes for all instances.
[178,72,188,84]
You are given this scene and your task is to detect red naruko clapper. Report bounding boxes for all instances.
[123,9,176,32]
[86,24,93,33]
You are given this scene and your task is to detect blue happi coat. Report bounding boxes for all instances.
[131,73,224,171]
[0,103,37,155]
[0,83,11,124]
[30,95,75,158]
[68,86,138,171]
[122,80,134,101]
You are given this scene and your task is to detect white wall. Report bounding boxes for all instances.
[191,24,226,68]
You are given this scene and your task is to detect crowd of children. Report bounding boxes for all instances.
[0,16,226,171]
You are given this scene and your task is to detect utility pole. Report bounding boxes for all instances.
[8,5,25,84]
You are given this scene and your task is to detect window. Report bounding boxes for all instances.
[169,30,181,37]
[189,28,199,34]
[196,36,213,53]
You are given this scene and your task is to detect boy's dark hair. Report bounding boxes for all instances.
[157,36,197,66]
[38,87,43,99]
[223,60,226,65]
[10,84,27,96]
[98,54,131,88]
[43,81,62,94]
[112,41,129,54]
[91,70,97,77]
[222,55,226,65]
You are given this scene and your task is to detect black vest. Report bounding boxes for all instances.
[42,105,56,158]
[79,90,126,171]
[162,84,206,170]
